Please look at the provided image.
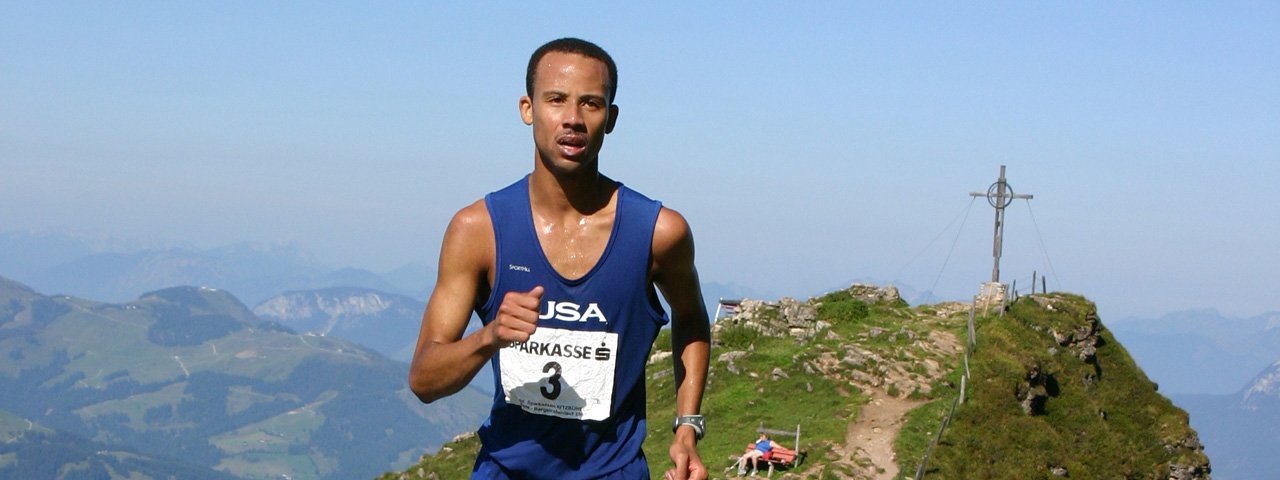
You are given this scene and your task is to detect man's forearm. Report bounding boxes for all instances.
[671,317,710,416]
[410,328,500,403]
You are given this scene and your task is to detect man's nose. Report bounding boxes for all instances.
[562,106,584,126]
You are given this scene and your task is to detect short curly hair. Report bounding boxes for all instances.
[526,37,618,104]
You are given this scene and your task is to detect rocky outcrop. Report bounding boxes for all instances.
[1048,309,1100,364]
[1168,461,1211,480]
[709,283,959,402]
[710,283,904,344]
[844,283,903,304]
[1017,363,1052,415]
[711,297,824,342]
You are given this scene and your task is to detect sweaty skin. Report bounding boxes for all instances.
[408,51,711,480]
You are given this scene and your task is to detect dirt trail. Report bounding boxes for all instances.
[844,391,923,479]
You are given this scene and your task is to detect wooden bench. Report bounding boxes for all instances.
[729,424,805,477]
[739,444,800,476]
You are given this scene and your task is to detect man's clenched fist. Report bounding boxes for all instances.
[488,286,543,348]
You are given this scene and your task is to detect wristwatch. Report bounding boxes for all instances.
[672,415,705,440]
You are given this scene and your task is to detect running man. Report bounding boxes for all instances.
[409,37,711,480]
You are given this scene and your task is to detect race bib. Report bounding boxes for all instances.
[499,327,618,421]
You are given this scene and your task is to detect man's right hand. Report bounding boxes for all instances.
[487,286,543,348]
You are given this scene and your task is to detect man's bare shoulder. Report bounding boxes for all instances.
[440,199,495,271]
[652,206,693,260]
[447,199,493,236]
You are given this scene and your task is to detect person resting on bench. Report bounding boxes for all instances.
[739,433,781,476]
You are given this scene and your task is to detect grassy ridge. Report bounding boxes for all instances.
[380,290,1207,479]
[384,287,966,479]
[912,294,1210,479]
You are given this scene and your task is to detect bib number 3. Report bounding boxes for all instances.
[499,327,618,421]
[540,361,563,400]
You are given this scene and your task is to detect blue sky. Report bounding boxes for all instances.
[2,2,1277,319]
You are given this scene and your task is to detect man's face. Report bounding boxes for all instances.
[520,51,618,174]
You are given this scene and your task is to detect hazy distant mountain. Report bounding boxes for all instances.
[1105,308,1280,477]
[5,236,424,306]
[0,230,99,281]
[253,287,497,395]
[0,276,488,480]
[1110,309,1280,395]
[254,287,426,362]
[379,263,435,300]
[1176,360,1280,480]
[0,409,236,480]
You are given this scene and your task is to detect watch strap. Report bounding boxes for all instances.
[672,414,705,440]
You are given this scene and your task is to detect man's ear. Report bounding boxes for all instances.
[519,96,533,125]
[605,104,619,134]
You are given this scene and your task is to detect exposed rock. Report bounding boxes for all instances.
[851,370,882,387]
[718,351,748,363]
[1018,364,1051,415]
[844,283,903,304]
[1163,430,1205,454]
[780,297,816,326]
[718,350,747,375]
[842,348,868,367]
[1049,312,1101,363]
[1167,463,1210,480]
[932,301,971,318]
[647,350,672,365]
[771,368,789,380]
[1031,295,1061,311]
[711,297,826,343]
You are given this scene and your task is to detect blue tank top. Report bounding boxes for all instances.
[755,439,773,453]
[472,176,670,479]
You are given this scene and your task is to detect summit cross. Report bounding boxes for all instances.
[969,165,1034,284]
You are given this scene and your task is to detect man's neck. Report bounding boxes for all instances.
[529,164,614,216]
